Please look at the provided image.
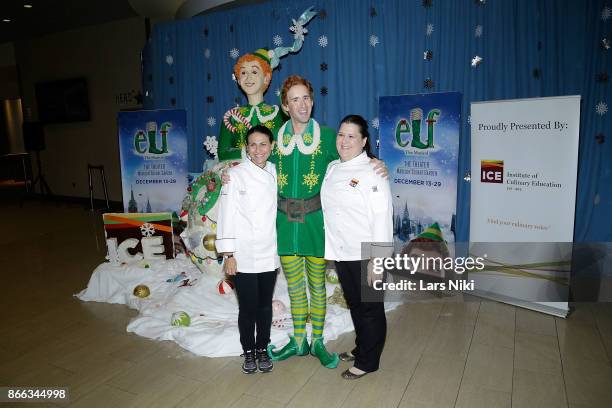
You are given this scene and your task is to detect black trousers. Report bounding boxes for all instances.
[335,260,386,373]
[233,270,277,352]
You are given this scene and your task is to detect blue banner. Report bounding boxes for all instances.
[117,109,188,214]
[379,92,461,250]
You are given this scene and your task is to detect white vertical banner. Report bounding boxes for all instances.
[469,96,581,317]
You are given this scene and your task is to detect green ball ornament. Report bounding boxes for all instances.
[171,311,191,327]
[325,269,339,284]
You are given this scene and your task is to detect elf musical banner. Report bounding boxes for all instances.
[379,92,461,271]
[469,96,580,317]
[118,109,188,214]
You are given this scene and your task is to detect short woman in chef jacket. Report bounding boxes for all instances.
[216,125,280,375]
[321,114,393,380]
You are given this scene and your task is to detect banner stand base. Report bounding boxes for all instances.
[470,289,569,318]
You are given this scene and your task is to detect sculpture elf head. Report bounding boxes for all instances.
[232,7,318,104]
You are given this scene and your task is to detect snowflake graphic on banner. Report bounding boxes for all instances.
[369,35,380,47]
[371,117,380,129]
[207,116,217,127]
[229,48,240,59]
[475,25,483,38]
[426,23,434,36]
[273,35,283,46]
[165,55,174,65]
[289,18,308,41]
[204,48,211,59]
[595,102,608,116]
[318,35,328,47]
[275,88,281,97]
[203,136,218,158]
[602,6,611,21]
[140,223,155,237]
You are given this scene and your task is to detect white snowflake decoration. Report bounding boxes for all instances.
[275,88,281,97]
[140,223,156,237]
[471,55,483,67]
[371,117,380,130]
[229,48,240,59]
[318,35,328,47]
[467,115,471,124]
[289,18,308,41]
[165,55,174,65]
[602,7,612,21]
[595,102,608,116]
[426,23,434,36]
[203,136,218,158]
[272,35,283,46]
[207,116,217,127]
[475,25,483,38]
[204,48,211,59]
[369,35,380,47]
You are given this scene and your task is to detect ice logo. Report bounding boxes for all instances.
[134,121,171,155]
[395,108,440,149]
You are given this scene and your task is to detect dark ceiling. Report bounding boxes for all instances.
[0,0,138,44]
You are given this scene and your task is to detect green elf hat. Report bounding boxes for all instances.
[252,48,272,66]
[412,222,445,242]
[250,7,317,70]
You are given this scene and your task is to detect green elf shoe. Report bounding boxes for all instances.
[267,335,310,361]
[310,338,340,369]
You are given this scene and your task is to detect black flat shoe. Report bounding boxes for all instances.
[339,352,355,362]
[341,368,368,380]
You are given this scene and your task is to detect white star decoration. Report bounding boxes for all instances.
[203,136,218,158]
[369,35,380,47]
[426,23,434,36]
[318,35,328,47]
[595,102,608,116]
[371,117,380,130]
[229,48,240,59]
[289,19,308,41]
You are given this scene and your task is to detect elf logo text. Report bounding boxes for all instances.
[395,108,440,150]
[134,121,171,155]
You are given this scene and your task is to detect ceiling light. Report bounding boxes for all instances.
[24,4,33,8]
[2,19,11,22]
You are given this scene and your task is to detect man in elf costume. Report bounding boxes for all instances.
[267,76,388,368]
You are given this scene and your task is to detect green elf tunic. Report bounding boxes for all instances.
[271,118,339,257]
[217,102,285,161]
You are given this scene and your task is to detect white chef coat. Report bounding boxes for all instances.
[215,159,280,273]
[321,151,394,261]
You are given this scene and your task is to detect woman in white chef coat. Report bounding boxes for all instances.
[216,125,279,375]
[321,114,393,380]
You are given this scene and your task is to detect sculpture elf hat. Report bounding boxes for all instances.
[250,7,317,70]
[411,222,445,242]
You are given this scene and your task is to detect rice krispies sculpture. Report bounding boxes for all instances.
[180,8,317,276]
